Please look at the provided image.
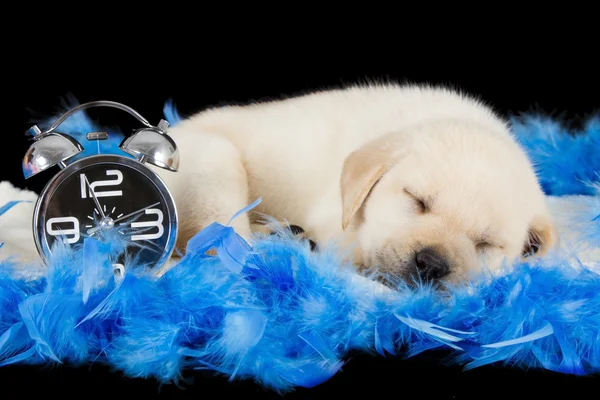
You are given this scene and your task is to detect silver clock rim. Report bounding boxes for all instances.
[32,154,179,270]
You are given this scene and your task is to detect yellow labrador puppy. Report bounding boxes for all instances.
[153,83,557,286]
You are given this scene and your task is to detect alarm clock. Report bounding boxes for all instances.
[22,100,180,272]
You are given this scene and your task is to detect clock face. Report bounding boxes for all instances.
[34,155,177,270]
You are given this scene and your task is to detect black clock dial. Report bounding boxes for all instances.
[35,155,177,269]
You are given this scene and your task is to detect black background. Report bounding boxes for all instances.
[5,23,600,399]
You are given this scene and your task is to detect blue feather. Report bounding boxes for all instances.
[1,103,598,393]
[0,322,33,366]
[0,201,31,217]
[163,99,183,126]
[510,115,600,196]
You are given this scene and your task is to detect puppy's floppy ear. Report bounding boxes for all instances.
[522,213,558,258]
[340,136,400,230]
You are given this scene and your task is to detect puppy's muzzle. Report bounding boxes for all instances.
[409,247,450,284]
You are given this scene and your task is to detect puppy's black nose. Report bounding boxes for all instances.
[414,248,449,281]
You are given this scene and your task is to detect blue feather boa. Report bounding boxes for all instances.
[1,102,598,392]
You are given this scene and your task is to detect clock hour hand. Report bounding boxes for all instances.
[84,174,106,219]
[86,201,161,235]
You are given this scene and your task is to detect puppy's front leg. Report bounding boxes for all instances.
[251,221,319,251]
[154,131,253,255]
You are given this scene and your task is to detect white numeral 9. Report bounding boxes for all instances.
[46,216,80,244]
[130,209,164,241]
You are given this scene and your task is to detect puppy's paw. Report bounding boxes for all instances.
[271,224,319,252]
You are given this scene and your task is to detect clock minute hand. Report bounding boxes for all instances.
[84,175,106,219]
[112,201,161,224]
[86,201,161,235]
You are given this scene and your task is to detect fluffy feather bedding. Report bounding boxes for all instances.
[0,104,598,393]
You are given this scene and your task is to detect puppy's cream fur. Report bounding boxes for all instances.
[151,83,557,284]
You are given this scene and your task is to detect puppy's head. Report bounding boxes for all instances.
[341,119,557,288]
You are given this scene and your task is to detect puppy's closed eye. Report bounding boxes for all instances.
[475,241,502,253]
[475,237,504,254]
[404,189,428,213]
[475,241,494,252]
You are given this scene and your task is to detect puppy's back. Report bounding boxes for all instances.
[179,83,511,150]
[168,83,516,224]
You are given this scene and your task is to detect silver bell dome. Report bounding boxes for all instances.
[119,119,179,172]
[22,126,84,179]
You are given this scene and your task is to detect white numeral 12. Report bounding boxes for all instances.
[130,209,164,241]
[46,216,80,244]
[80,170,123,198]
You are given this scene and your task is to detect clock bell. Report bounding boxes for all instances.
[119,118,180,172]
[22,101,180,180]
[22,125,85,179]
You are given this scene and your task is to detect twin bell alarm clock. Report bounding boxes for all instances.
[22,101,180,271]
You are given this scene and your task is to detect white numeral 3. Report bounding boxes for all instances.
[130,209,164,241]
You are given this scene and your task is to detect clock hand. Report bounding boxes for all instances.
[86,201,161,235]
[112,201,161,224]
[84,174,106,219]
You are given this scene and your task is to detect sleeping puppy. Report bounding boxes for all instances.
[152,83,557,287]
